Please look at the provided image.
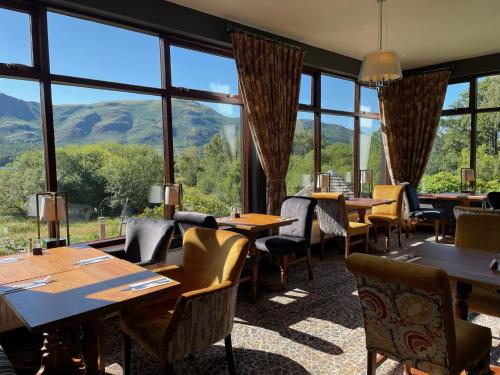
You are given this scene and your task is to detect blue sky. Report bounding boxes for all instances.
[0,7,376,120]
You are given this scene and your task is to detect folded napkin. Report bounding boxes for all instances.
[125,276,172,292]
[1,276,51,295]
[394,254,422,263]
[75,254,113,266]
[0,257,19,264]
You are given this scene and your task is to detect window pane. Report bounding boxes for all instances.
[52,85,164,243]
[360,118,382,189]
[321,75,354,112]
[173,99,241,216]
[287,112,314,195]
[477,75,500,109]
[421,115,471,193]
[320,115,354,197]
[48,12,161,87]
[360,87,379,113]
[0,78,45,251]
[171,46,238,95]
[0,8,32,65]
[443,82,469,110]
[299,74,312,105]
[476,112,500,193]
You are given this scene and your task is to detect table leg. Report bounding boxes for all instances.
[250,246,261,304]
[454,281,472,320]
[37,331,83,375]
[81,318,100,375]
[357,208,367,223]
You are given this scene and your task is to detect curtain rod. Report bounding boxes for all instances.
[226,24,305,52]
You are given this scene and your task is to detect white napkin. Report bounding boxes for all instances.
[1,276,51,294]
[76,255,113,266]
[0,257,19,264]
[126,276,172,291]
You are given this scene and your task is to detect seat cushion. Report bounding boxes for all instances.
[347,221,370,236]
[410,209,444,220]
[453,319,492,373]
[255,235,307,255]
[367,214,400,225]
[121,299,177,356]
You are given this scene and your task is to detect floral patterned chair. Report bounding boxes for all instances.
[347,253,492,375]
[120,227,250,375]
[455,213,500,318]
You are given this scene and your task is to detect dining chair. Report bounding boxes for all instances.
[311,192,370,259]
[120,227,250,375]
[255,196,316,290]
[347,253,492,375]
[401,182,445,242]
[0,345,16,375]
[486,192,500,209]
[172,211,218,237]
[455,213,500,318]
[124,218,176,267]
[367,184,404,251]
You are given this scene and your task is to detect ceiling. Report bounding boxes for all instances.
[168,0,500,69]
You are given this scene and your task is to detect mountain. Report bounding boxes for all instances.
[0,92,353,166]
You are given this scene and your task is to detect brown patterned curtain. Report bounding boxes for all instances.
[379,70,451,185]
[231,31,304,214]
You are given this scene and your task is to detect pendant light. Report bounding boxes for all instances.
[358,0,402,88]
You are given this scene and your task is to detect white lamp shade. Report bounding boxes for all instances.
[40,195,66,221]
[360,170,373,184]
[462,168,475,182]
[164,185,180,205]
[148,185,164,204]
[359,50,402,86]
[317,174,330,192]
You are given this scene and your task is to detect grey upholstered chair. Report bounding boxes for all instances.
[0,346,16,375]
[255,196,317,290]
[172,211,218,237]
[487,192,500,209]
[124,218,175,267]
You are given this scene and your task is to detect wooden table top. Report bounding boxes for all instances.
[0,248,180,332]
[388,242,500,289]
[217,213,298,232]
[346,198,395,209]
[419,193,487,202]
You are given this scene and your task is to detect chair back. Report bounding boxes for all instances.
[279,196,317,241]
[371,184,404,217]
[487,192,500,210]
[311,192,349,237]
[182,227,250,288]
[347,253,456,374]
[124,218,175,264]
[173,211,218,236]
[455,213,500,253]
[402,182,421,212]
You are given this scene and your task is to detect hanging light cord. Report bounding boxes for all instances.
[378,0,383,51]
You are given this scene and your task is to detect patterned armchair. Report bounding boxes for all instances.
[367,184,404,251]
[120,227,250,374]
[455,213,500,318]
[311,193,370,259]
[347,253,492,375]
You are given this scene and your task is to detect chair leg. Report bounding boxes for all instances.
[397,224,402,247]
[367,351,377,375]
[344,236,350,259]
[279,255,289,291]
[364,231,369,254]
[434,219,439,242]
[122,332,131,375]
[404,364,412,375]
[160,361,174,375]
[373,226,378,243]
[441,219,445,240]
[405,219,410,239]
[306,247,314,281]
[320,231,325,260]
[225,334,237,375]
[385,226,390,252]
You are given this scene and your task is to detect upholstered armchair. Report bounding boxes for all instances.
[312,193,370,259]
[172,211,218,237]
[455,213,500,317]
[487,192,500,209]
[120,227,250,375]
[347,253,492,375]
[124,218,175,268]
[401,182,445,242]
[453,205,500,219]
[367,184,404,251]
[255,196,316,290]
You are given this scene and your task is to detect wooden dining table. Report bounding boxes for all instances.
[387,241,500,320]
[216,213,298,301]
[345,197,396,223]
[0,246,180,375]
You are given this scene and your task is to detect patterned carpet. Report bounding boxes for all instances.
[101,233,500,375]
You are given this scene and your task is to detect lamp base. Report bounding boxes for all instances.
[42,237,67,249]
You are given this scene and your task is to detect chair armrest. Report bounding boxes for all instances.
[154,265,185,281]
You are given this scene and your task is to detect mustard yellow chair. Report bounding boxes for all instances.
[455,213,500,318]
[367,184,404,251]
[312,193,370,259]
[120,227,250,375]
[347,253,492,375]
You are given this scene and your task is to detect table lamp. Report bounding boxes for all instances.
[315,173,331,192]
[461,168,476,194]
[164,183,183,218]
[36,192,70,248]
[360,169,373,198]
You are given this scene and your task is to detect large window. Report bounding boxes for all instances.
[287,112,314,195]
[172,99,241,216]
[443,82,469,110]
[360,118,382,184]
[321,75,354,112]
[299,74,312,105]
[0,8,32,66]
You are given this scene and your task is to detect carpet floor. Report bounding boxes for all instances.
[100,233,500,375]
